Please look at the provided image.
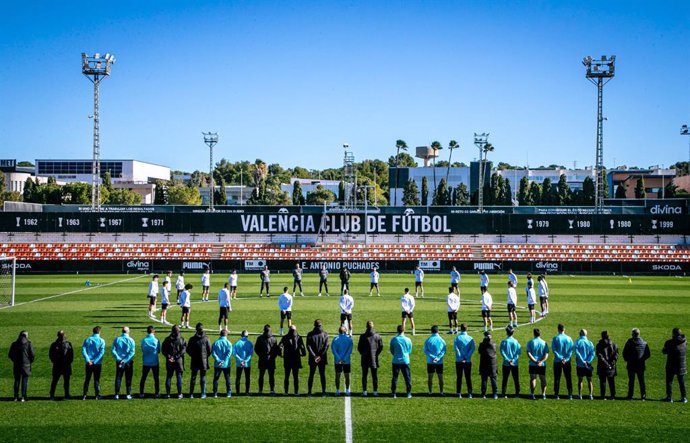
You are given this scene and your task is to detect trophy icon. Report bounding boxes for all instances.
[142,218,149,228]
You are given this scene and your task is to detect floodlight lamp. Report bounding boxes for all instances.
[343,143,349,149]
[681,125,689,135]
[94,53,100,59]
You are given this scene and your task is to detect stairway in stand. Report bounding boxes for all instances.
[471,244,484,260]
[210,244,224,260]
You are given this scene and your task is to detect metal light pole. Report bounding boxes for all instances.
[82,52,115,211]
[583,55,616,213]
[474,133,489,212]
[203,132,219,211]
[682,125,689,172]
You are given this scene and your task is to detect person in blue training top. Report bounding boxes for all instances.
[390,324,413,398]
[500,326,521,398]
[234,330,254,395]
[111,326,136,400]
[212,329,233,397]
[575,328,596,400]
[332,326,354,396]
[139,325,161,398]
[454,323,475,398]
[424,325,447,396]
[82,325,106,400]
[527,328,549,400]
[551,323,574,400]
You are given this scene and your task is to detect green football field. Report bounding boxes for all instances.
[0,272,688,442]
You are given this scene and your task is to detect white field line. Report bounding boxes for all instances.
[344,395,353,443]
[0,275,148,310]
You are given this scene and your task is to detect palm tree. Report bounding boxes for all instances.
[393,139,408,206]
[445,140,459,184]
[431,140,442,197]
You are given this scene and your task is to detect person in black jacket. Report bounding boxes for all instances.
[622,327,651,400]
[49,330,74,400]
[358,320,384,396]
[279,325,306,395]
[478,330,498,399]
[186,323,212,398]
[307,319,330,396]
[662,328,687,403]
[8,330,35,402]
[339,266,351,295]
[162,325,187,398]
[595,330,618,400]
[255,324,280,395]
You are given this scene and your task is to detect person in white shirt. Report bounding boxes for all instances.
[479,270,490,290]
[450,267,461,295]
[260,266,271,298]
[148,275,159,319]
[414,266,425,298]
[400,288,416,335]
[369,267,380,297]
[339,289,355,334]
[175,271,185,304]
[278,286,293,336]
[218,282,232,332]
[201,269,211,302]
[507,281,518,328]
[179,283,193,329]
[228,270,238,299]
[526,279,538,324]
[537,275,549,317]
[164,271,173,288]
[446,286,460,334]
[481,286,493,332]
[160,280,172,325]
[507,269,518,288]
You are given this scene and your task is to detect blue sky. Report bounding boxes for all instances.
[1,1,689,172]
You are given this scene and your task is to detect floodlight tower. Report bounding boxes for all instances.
[343,143,356,211]
[203,132,219,211]
[583,55,616,212]
[82,52,115,211]
[474,133,489,212]
[681,125,689,169]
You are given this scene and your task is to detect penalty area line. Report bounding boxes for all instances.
[0,274,148,310]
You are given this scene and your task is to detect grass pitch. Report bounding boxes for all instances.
[0,272,688,442]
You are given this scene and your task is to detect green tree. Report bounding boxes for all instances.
[215,177,227,205]
[292,181,304,205]
[527,182,541,206]
[582,176,596,205]
[305,185,336,205]
[0,191,22,205]
[62,182,91,204]
[388,152,417,168]
[541,177,554,205]
[455,183,469,206]
[167,184,202,205]
[17,161,34,167]
[615,182,627,199]
[154,180,168,204]
[102,171,113,193]
[445,140,459,184]
[292,166,311,179]
[23,177,36,202]
[402,179,420,206]
[634,177,646,199]
[432,178,450,205]
[108,188,143,205]
[557,174,571,206]
[664,181,678,198]
[672,161,689,177]
[430,141,442,192]
[503,180,513,205]
[47,176,57,185]
[0,172,5,191]
[421,176,429,206]
[517,176,530,206]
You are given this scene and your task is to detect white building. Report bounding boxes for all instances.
[34,159,170,204]
[497,167,596,196]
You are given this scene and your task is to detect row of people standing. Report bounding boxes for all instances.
[7,322,686,402]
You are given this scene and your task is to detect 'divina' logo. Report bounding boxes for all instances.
[649,204,682,215]
[126,260,150,269]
